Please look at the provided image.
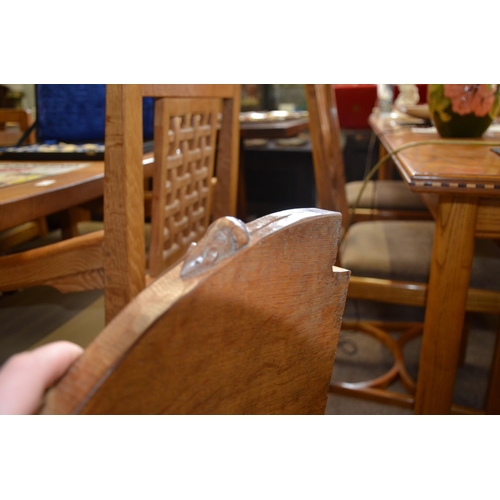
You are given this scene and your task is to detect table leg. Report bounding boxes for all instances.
[414,194,479,414]
[60,207,91,239]
[485,324,500,414]
[377,142,394,180]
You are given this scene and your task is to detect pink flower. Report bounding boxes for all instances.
[444,84,498,117]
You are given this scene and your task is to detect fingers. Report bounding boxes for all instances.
[0,341,84,415]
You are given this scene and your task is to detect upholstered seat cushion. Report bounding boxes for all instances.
[341,220,500,291]
[346,180,428,211]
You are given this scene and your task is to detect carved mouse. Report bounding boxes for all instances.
[180,216,250,278]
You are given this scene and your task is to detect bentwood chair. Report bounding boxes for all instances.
[36,209,350,415]
[306,83,500,414]
[0,85,241,330]
[307,84,431,226]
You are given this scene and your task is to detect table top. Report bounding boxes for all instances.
[239,117,309,139]
[0,154,155,232]
[0,160,104,232]
[0,114,310,232]
[369,112,500,196]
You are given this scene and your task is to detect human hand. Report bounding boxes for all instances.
[0,341,83,415]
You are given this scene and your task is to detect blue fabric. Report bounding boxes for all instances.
[36,84,154,143]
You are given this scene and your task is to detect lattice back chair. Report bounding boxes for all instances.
[0,85,240,329]
[39,209,350,415]
[104,84,241,323]
[305,84,431,226]
[148,96,219,276]
[306,83,500,414]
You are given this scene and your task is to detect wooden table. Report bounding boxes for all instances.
[0,161,104,232]
[0,116,310,231]
[369,111,500,414]
[239,116,309,139]
[0,155,155,233]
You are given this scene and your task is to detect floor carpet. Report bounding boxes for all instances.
[1,290,497,415]
[325,299,498,414]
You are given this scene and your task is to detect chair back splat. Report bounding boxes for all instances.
[305,84,349,221]
[104,84,241,323]
[0,85,241,330]
[40,208,350,415]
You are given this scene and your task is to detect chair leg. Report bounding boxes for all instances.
[36,217,48,237]
[377,142,394,180]
[485,322,500,414]
[60,207,91,239]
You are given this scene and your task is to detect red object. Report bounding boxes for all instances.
[332,84,429,129]
[332,84,378,129]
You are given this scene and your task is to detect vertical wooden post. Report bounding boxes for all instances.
[415,194,478,414]
[103,84,146,324]
[485,324,500,414]
[212,86,240,219]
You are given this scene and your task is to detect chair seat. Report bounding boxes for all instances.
[341,220,500,291]
[346,180,428,211]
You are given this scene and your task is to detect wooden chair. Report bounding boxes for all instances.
[37,209,350,414]
[0,85,241,327]
[306,84,431,226]
[306,83,500,414]
[103,84,240,322]
[0,108,36,147]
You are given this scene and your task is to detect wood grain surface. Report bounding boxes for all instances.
[370,114,500,194]
[369,111,500,414]
[40,208,350,415]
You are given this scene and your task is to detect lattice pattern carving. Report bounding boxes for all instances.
[149,98,220,277]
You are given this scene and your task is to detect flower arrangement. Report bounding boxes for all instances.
[428,84,500,137]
